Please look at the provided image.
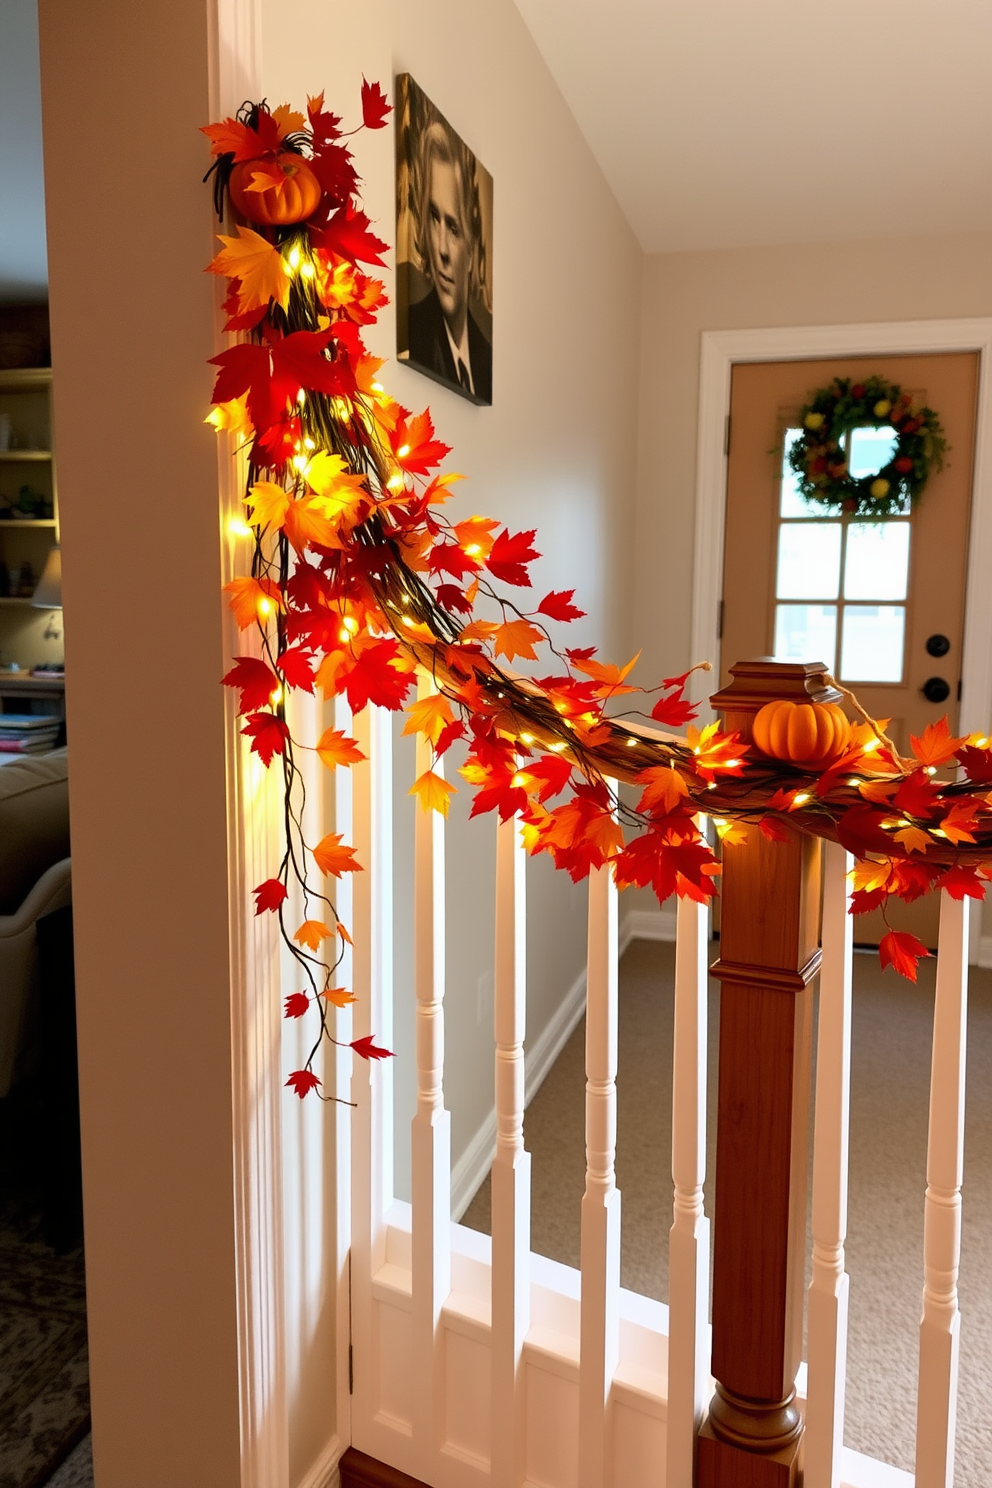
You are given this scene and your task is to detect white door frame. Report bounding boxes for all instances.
[691,317,992,961]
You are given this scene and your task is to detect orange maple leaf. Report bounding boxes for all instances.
[940,802,979,846]
[494,619,544,663]
[457,620,499,644]
[714,818,749,846]
[313,833,364,877]
[294,920,333,951]
[223,576,282,630]
[208,226,291,312]
[402,692,454,746]
[409,769,457,816]
[270,102,306,136]
[283,494,344,554]
[320,987,358,1008]
[571,651,641,698]
[636,765,689,817]
[336,922,354,947]
[316,728,366,769]
[858,779,899,804]
[452,516,500,560]
[910,718,968,769]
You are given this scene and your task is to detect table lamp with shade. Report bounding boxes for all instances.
[30,544,63,659]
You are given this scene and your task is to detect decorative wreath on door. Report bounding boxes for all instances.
[788,375,947,518]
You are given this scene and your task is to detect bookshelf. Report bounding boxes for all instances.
[0,367,63,679]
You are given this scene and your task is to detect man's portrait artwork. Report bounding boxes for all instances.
[395,74,493,406]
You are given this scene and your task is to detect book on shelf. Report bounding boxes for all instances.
[0,712,61,729]
[0,734,59,752]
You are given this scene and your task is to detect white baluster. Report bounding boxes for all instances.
[579,856,621,1488]
[411,675,451,1478]
[491,812,530,1488]
[666,889,711,1488]
[916,890,969,1488]
[349,702,395,1429]
[806,841,853,1488]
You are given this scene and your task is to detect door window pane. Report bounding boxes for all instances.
[774,604,837,672]
[780,428,809,518]
[840,605,905,682]
[776,523,841,599]
[848,425,898,477]
[844,522,911,601]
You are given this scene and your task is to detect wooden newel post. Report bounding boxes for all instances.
[697,659,841,1488]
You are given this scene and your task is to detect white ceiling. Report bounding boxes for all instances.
[2,0,990,297]
[513,0,992,254]
[0,0,47,299]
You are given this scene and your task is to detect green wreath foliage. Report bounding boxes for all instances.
[788,375,947,518]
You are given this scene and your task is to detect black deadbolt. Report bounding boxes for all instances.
[922,676,951,703]
[926,634,951,658]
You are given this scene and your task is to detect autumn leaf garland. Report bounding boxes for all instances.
[205,89,992,1101]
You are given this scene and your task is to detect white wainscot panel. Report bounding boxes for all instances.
[443,1324,492,1470]
[613,1399,665,1487]
[374,1299,412,1431]
[524,1353,579,1488]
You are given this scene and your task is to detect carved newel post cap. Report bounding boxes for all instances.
[710,658,844,719]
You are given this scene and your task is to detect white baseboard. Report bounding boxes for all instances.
[621,907,678,944]
[296,1434,343,1488]
[451,909,679,1221]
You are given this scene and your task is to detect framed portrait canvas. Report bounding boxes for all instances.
[395,74,493,406]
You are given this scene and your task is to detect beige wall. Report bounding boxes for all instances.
[633,231,992,689]
[38,2,243,1486]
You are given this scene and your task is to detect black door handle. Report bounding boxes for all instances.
[926,634,951,658]
[922,676,951,703]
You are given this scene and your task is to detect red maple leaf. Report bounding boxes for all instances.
[307,92,342,142]
[893,769,940,819]
[344,639,415,713]
[523,753,574,802]
[889,859,942,902]
[312,203,389,266]
[850,886,888,916]
[277,647,316,693]
[223,656,280,714]
[308,141,357,210]
[284,992,310,1018]
[391,409,451,475]
[651,691,699,727]
[759,815,790,843]
[956,745,992,783]
[428,542,480,581]
[434,719,466,757]
[350,1035,394,1061]
[361,77,392,129]
[879,929,932,982]
[613,830,719,905]
[286,1069,321,1098]
[210,330,352,434]
[487,528,540,587]
[434,583,473,616]
[537,590,585,623]
[910,717,968,768]
[253,878,288,914]
[938,865,988,901]
[835,805,898,859]
[241,712,290,766]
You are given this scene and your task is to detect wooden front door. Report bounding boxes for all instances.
[721,352,979,946]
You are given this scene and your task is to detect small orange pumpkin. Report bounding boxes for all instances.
[752,698,851,767]
[229,152,322,226]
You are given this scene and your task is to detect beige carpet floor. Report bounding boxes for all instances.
[460,939,992,1484]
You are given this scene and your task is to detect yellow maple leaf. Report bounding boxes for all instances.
[402,692,454,745]
[894,825,931,854]
[494,618,545,663]
[206,393,253,440]
[452,516,500,560]
[409,769,457,816]
[850,859,892,895]
[304,451,369,529]
[208,225,291,312]
[245,480,290,531]
[294,920,332,951]
[714,818,749,847]
[320,987,358,1008]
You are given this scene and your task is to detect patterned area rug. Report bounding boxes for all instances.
[0,1189,89,1487]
